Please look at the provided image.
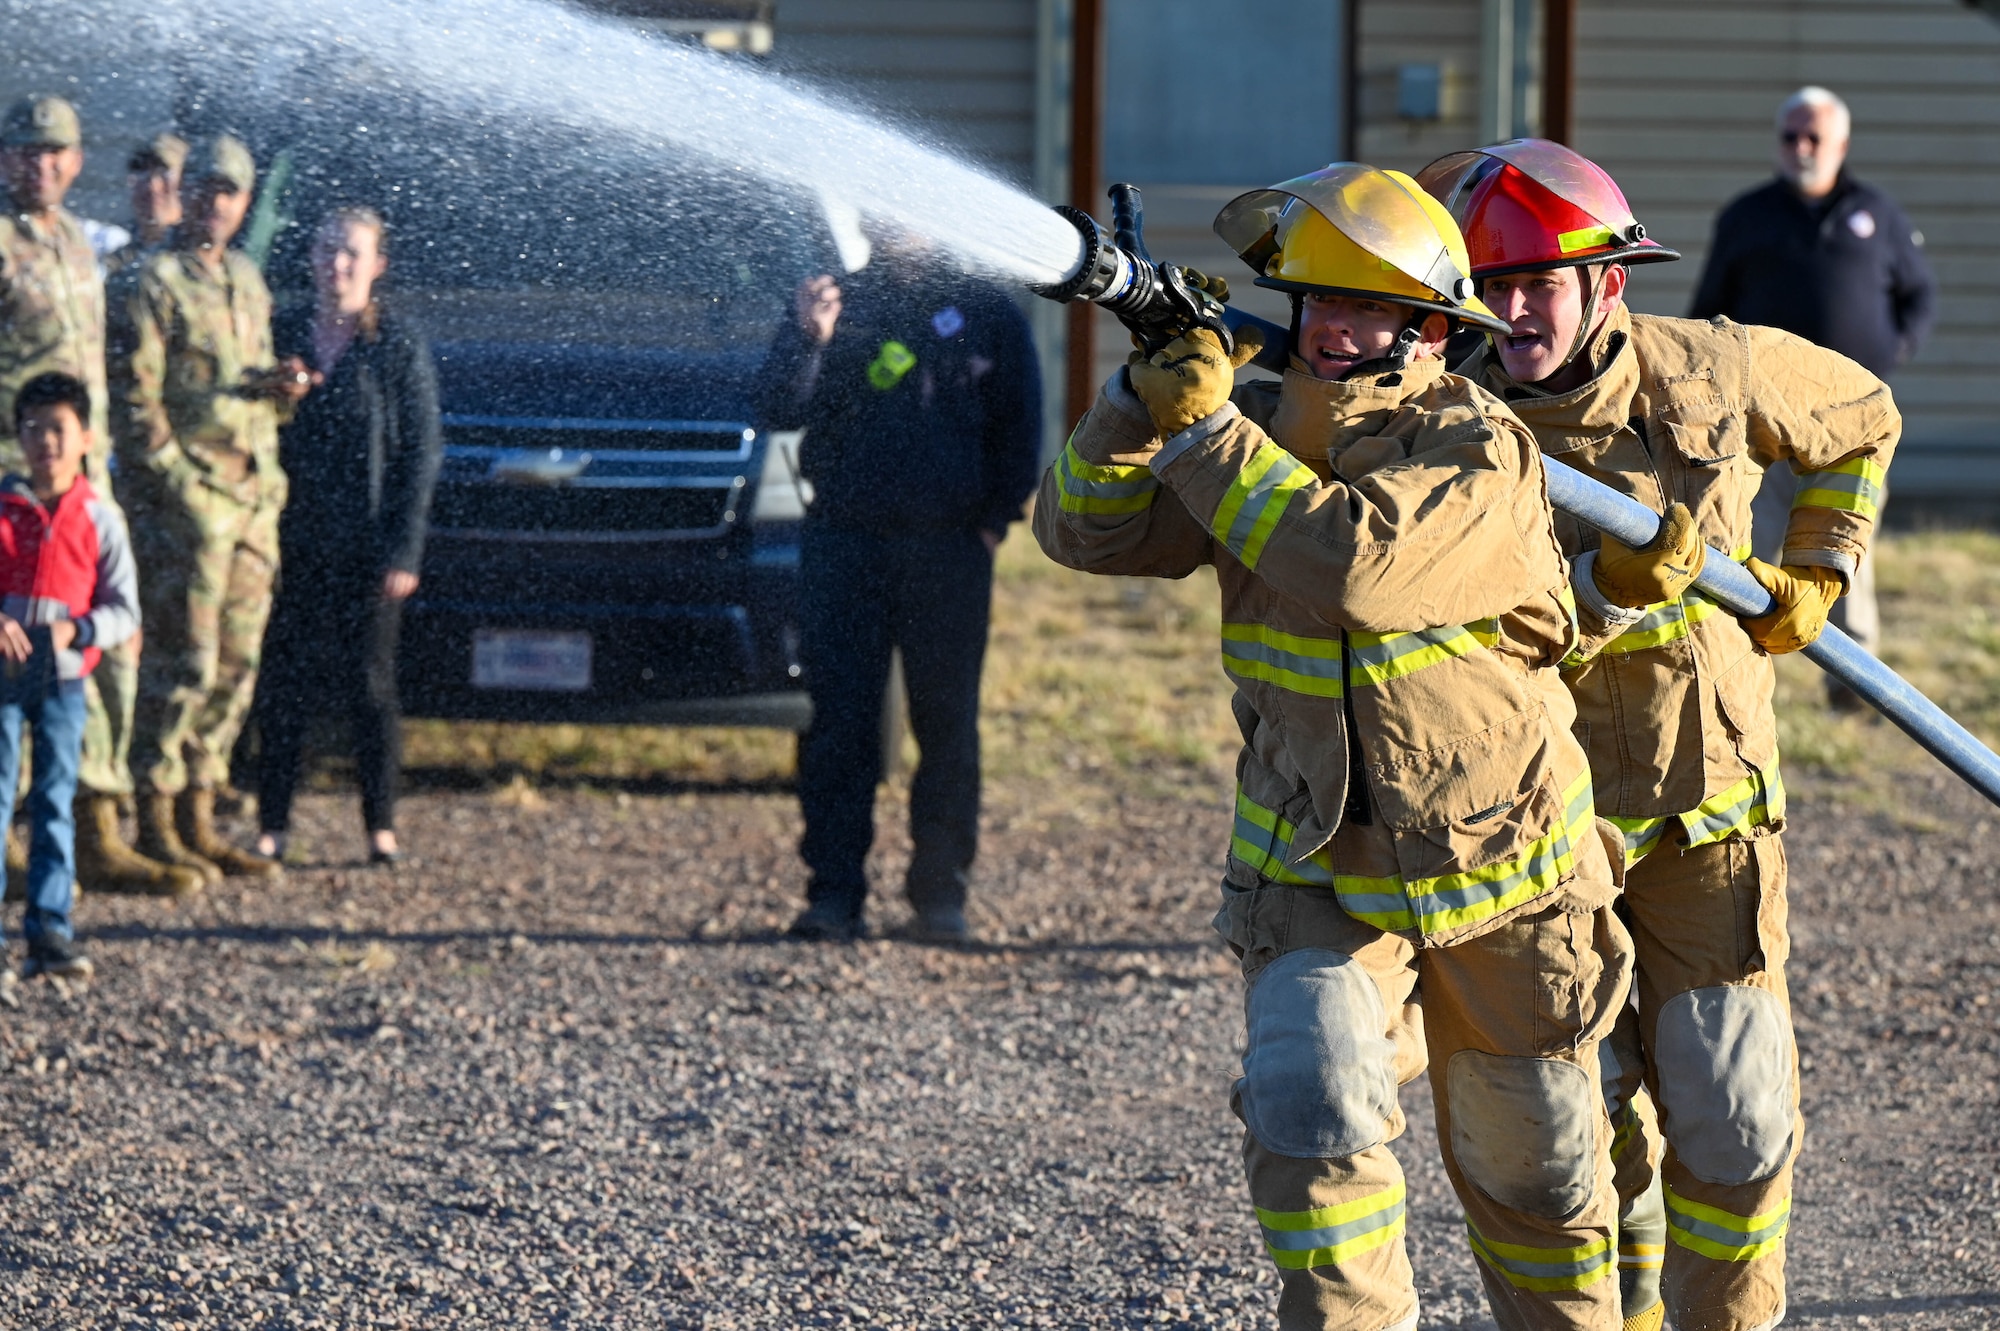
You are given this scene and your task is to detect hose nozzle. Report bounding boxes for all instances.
[1030,185,1234,357]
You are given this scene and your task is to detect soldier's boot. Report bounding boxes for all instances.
[177,787,282,881]
[76,794,205,897]
[137,793,224,887]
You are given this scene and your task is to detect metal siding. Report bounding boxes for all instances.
[1570,0,2000,461]
[774,0,1042,183]
[1348,0,2000,474]
[1101,0,1342,185]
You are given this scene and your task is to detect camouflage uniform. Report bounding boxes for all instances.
[0,123,138,805]
[109,244,288,798]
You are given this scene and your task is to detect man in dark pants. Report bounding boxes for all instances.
[756,244,1040,943]
[1691,85,1935,703]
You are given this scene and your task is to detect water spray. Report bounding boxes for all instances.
[1031,185,1237,357]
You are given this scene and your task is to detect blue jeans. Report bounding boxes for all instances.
[0,653,87,947]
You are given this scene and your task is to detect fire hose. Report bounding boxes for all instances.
[1032,185,2000,807]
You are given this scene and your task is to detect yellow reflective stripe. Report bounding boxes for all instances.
[1793,457,1886,521]
[1607,766,1783,869]
[1467,1223,1617,1292]
[1596,543,1752,658]
[1212,446,1314,570]
[1679,766,1786,848]
[1664,1186,1790,1263]
[1401,768,1593,936]
[1606,814,1672,870]
[1600,599,1691,655]
[1232,769,1590,938]
[1221,622,1344,699]
[1609,1099,1643,1163]
[1230,789,1335,888]
[1258,1181,1408,1270]
[1230,789,1413,924]
[1054,438,1158,515]
[1558,224,1616,254]
[1618,1243,1666,1271]
[1347,619,1498,688]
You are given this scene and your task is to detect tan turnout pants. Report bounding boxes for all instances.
[1220,862,1634,1331]
[1600,834,1798,1331]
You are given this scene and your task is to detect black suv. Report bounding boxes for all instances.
[404,332,812,727]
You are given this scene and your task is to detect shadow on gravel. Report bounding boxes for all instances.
[79,919,1223,960]
[1789,1291,2000,1318]
[399,764,796,797]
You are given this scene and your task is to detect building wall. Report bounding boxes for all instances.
[1573,0,2000,494]
[771,0,1044,187]
[1351,0,2000,494]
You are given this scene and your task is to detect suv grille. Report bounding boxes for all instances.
[445,418,749,455]
[431,484,732,537]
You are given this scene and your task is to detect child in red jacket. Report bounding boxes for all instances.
[0,373,139,987]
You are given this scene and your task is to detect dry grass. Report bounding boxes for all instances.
[399,526,2000,824]
[1771,528,2000,818]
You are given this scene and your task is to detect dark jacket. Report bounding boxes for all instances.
[753,270,1041,536]
[1689,171,1936,378]
[273,302,443,578]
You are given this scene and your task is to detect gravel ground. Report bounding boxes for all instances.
[0,772,1993,1329]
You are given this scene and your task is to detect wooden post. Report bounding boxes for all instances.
[1542,0,1575,144]
[1065,0,1103,431]
[1342,0,1361,161]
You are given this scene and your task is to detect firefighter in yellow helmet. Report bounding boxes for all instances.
[1035,164,1633,1331]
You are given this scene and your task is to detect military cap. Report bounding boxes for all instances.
[130,131,189,175]
[190,133,255,193]
[1,96,80,150]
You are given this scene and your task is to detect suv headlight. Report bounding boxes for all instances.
[749,429,813,523]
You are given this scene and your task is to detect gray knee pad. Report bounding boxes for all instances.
[1239,947,1396,1158]
[1654,985,1795,1185]
[1447,1051,1596,1219]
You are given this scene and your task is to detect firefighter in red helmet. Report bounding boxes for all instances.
[1421,140,1900,1331]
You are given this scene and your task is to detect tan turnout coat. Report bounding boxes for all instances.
[1462,308,1899,853]
[1034,357,1616,948]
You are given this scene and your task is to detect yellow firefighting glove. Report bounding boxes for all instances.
[1127,324,1265,437]
[1592,502,1706,609]
[1743,558,1845,655]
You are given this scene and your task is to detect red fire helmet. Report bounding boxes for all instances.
[1416,139,1679,278]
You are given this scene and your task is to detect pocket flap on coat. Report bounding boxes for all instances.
[1367,705,1551,831]
[1660,412,1745,467]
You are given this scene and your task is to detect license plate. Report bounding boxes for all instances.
[471,630,592,691]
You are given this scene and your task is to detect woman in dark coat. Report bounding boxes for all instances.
[254,206,441,864]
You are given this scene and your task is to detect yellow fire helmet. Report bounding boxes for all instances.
[1214,163,1512,336]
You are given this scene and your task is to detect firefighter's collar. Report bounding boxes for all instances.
[1270,356,1446,465]
[1478,304,1637,433]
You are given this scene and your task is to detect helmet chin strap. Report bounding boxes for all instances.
[1288,296,1429,380]
[1554,263,1611,373]
[1347,316,1428,378]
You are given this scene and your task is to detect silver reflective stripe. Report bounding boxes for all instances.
[1261,1198,1407,1253]
[1221,631,1345,696]
[1664,1196,1790,1249]
[1221,453,1310,556]
[1057,445,1156,503]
